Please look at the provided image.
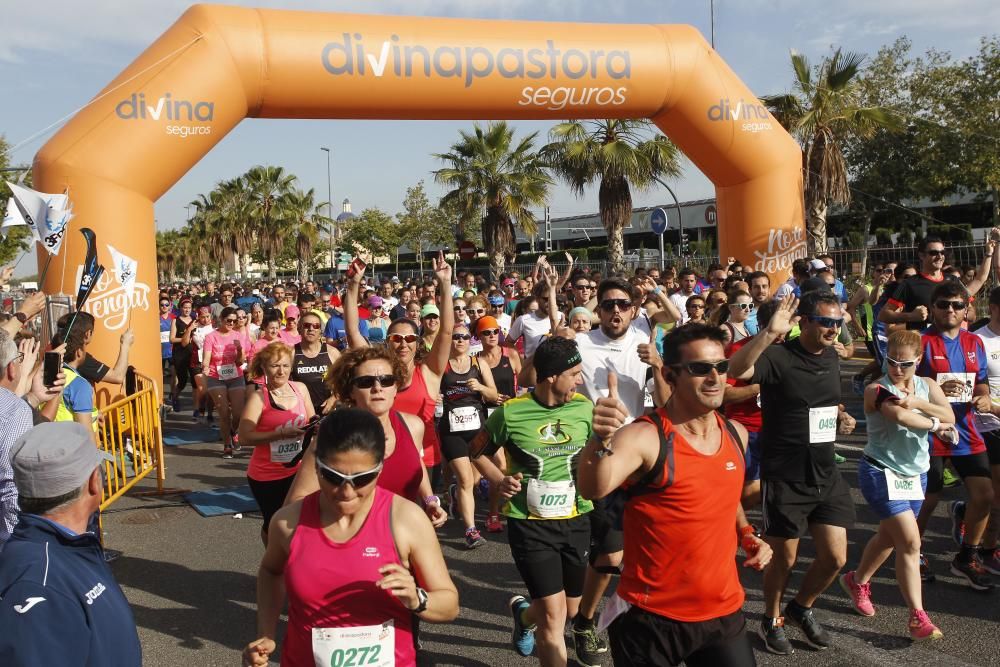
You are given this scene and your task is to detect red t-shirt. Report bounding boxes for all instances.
[724,337,761,432]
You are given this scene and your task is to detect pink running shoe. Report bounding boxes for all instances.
[839,570,875,617]
[908,609,943,642]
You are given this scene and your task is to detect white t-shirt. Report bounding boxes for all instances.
[974,324,1000,401]
[670,292,692,324]
[774,278,797,300]
[576,323,652,421]
[509,311,563,358]
[496,313,513,336]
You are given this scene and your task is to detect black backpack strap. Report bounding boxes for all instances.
[720,414,746,467]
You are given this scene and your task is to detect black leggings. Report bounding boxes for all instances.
[173,356,195,395]
[609,607,756,667]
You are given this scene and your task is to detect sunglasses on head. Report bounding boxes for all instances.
[316,458,382,488]
[886,356,919,369]
[600,298,632,312]
[671,360,729,376]
[479,328,500,337]
[388,333,419,344]
[729,302,755,312]
[351,374,397,389]
[453,333,472,341]
[934,299,966,311]
[807,315,843,328]
[301,322,321,330]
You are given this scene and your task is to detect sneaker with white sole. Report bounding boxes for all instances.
[908,609,943,642]
[509,595,535,656]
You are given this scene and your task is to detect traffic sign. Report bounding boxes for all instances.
[650,208,668,235]
[458,241,476,260]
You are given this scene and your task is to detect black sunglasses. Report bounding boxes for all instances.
[316,459,382,488]
[351,374,397,389]
[223,318,237,324]
[924,249,946,257]
[599,298,632,312]
[671,360,729,376]
[453,333,472,341]
[574,284,591,290]
[807,315,843,328]
[934,299,966,311]
[479,328,500,337]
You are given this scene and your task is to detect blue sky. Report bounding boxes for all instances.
[2,1,995,275]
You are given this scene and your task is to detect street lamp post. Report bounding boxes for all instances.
[653,176,685,264]
[320,147,334,278]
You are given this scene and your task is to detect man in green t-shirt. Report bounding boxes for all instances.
[471,336,593,666]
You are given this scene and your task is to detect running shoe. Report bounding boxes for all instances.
[447,483,458,519]
[979,547,1000,575]
[919,553,936,584]
[908,609,943,642]
[172,396,181,413]
[571,622,608,667]
[784,602,831,650]
[509,595,536,657]
[949,500,966,546]
[950,554,994,591]
[485,513,504,533]
[851,373,866,396]
[839,570,875,617]
[477,477,490,501]
[231,432,241,452]
[222,447,234,459]
[942,467,960,488]
[834,452,847,464]
[464,527,486,549]
[758,617,793,655]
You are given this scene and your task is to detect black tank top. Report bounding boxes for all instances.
[291,343,332,413]
[441,359,486,431]
[483,348,516,398]
[172,317,194,357]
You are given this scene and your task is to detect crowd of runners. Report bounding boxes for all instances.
[3,232,1000,666]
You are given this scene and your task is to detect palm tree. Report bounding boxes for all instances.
[284,187,331,284]
[245,165,297,280]
[762,48,902,254]
[188,192,231,281]
[543,119,682,273]
[434,121,552,279]
[216,176,253,279]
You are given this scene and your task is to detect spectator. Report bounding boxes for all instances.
[0,422,142,665]
[54,312,134,386]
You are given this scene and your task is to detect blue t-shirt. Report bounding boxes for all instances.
[918,329,988,457]
[159,315,173,359]
[324,314,368,350]
[63,366,94,415]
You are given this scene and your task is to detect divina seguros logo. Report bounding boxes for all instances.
[115,93,214,139]
[707,98,773,134]
[321,33,631,111]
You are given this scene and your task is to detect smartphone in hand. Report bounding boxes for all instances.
[43,351,62,387]
[346,257,367,279]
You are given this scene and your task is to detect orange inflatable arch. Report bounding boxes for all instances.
[34,4,804,394]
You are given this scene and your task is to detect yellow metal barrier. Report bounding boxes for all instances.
[96,372,166,510]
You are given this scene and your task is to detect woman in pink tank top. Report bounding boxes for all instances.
[238,341,315,544]
[284,347,447,529]
[339,253,456,488]
[244,408,458,667]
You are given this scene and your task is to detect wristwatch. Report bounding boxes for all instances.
[14,312,28,325]
[413,587,429,614]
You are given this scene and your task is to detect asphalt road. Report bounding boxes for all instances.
[100,360,1000,666]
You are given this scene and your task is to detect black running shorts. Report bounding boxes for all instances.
[926,452,992,495]
[507,515,590,599]
[609,607,755,667]
[761,471,855,539]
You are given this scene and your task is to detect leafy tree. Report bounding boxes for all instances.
[397,181,454,274]
[339,207,401,264]
[434,121,551,279]
[0,136,35,267]
[543,119,681,272]
[764,48,902,254]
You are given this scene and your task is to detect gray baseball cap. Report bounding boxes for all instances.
[11,422,115,499]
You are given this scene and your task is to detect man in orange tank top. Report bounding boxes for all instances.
[579,324,771,666]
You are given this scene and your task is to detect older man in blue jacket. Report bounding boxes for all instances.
[0,422,142,666]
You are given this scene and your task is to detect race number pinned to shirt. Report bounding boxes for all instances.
[434,399,444,419]
[160,330,170,344]
[312,621,394,667]
[938,372,974,403]
[808,406,839,444]
[270,437,302,463]
[885,468,923,501]
[218,364,238,380]
[448,405,481,432]
[526,479,575,518]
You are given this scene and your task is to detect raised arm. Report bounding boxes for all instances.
[965,236,997,297]
[425,252,454,377]
[728,294,798,381]
[342,266,371,350]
